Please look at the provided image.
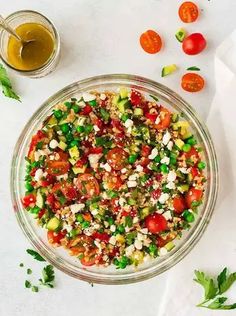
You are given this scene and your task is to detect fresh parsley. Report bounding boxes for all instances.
[194,268,236,310]
[0,64,20,101]
[187,66,201,71]
[39,265,55,288]
[27,268,32,275]
[25,280,31,288]
[26,249,46,262]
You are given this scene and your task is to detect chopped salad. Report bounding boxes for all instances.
[22,88,206,268]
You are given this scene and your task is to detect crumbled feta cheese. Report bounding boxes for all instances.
[100,162,111,172]
[160,156,170,165]
[136,165,143,172]
[167,170,176,182]
[88,153,102,169]
[109,236,117,245]
[156,208,164,214]
[78,100,86,108]
[162,131,171,145]
[94,125,100,132]
[91,209,98,216]
[63,223,73,232]
[137,233,144,241]
[159,247,168,256]
[84,227,94,236]
[125,245,135,257]
[100,93,106,100]
[166,182,175,190]
[148,147,158,160]
[134,239,143,250]
[82,92,96,102]
[93,223,100,230]
[143,238,152,247]
[127,180,137,188]
[178,167,189,174]
[104,221,109,228]
[56,174,68,181]
[121,168,127,174]
[94,240,102,251]
[118,197,126,207]
[70,203,85,214]
[139,228,148,235]
[110,225,116,232]
[128,174,138,181]
[167,141,173,151]
[49,139,59,149]
[159,193,170,204]
[124,119,133,129]
[163,210,172,221]
[34,169,43,182]
[133,216,139,224]
[155,116,161,125]
[34,151,41,162]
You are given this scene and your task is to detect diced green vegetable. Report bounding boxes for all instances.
[161,64,177,77]
[134,108,143,116]
[119,87,128,99]
[175,28,187,42]
[46,217,61,231]
[100,108,110,121]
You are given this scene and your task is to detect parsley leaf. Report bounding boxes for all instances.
[217,267,227,291]
[27,268,32,275]
[194,270,217,300]
[0,64,20,101]
[31,286,39,293]
[39,265,55,288]
[149,95,159,102]
[219,271,236,294]
[207,297,228,309]
[25,280,31,288]
[26,249,46,262]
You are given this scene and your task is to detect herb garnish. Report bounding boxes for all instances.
[0,64,20,101]
[187,66,201,71]
[26,249,46,262]
[39,265,55,288]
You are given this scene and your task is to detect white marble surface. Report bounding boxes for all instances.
[1,1,236,316]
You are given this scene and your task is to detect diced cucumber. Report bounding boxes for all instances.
[175,139,185,150]
[175,28,187,43]
[161,64,177,77]
[47,217,60,231]
[133,108,143,116]
[58,141,67,151]
[140,207,150,219]
[182,130,192,140]
[36,192,44,208]
[117,98,130,113]
[69,146,80,159]
[165,241,175,251]
[112,95,120,105]
[127,198,136,205]
[47,116,57,127]
[119,87,128,99]
[177,184,189,193]
[72,165,87,174]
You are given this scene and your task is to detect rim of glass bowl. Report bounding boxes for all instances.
[11,74,219,284]
[0,10,60,78]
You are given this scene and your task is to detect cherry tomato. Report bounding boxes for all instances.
[80,249,100,266]
[145,112,158,123]
[22,194,36,208]
[183,147,199,163]
[145,213,168,234]
[140,30,162,54]
[103,173,123,190]
[107,148,128,171]
[46,151,70,176]
[182,33,206,55]
[154,107,171,130]
[185,187,203,208]
[76,173,100,198]
[47,230,66,245]
[130,90,142,106]
[181,73,205,92]
[179,1,199,23]
[28,130,46,158]
[173,196,186,214]
[68,235,94,256]
[141,144,152,157]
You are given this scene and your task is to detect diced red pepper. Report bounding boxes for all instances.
[89,147,103,154]
[151,189,161,200]
[141,144,151,157]
[191,167,199,178]
[93,232,110,243]
[145,112,158,123]
[121,211,129,217]
[38,209,46,219]
[22,194,36,208]
[75,155,88,168]
[81,104,92,115]
[156,173,163,182]
[130,90,142,106]
[41,174,56,187]
[111,119,123,132]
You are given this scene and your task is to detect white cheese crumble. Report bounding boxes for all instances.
[137,233,144,241]
[88,153,102,169]
[128,174,138,181]
[160,156,170,165]
[49,139,59,149]
[155,116,161,125]
[162,131,171,145]
[94,125,100,132]
[125,245,135,257]
[78,100,86,108]
[82,92,96,102]
[127,180,137,188]
[91,209,98,216]
[163,211,172,221]
[159,193,170,204]
[121,168,127,174]
[148,147,158,160]
[136,165,144,172]
[167,141,173,151]
[134,239,143,250]
[178,167,189,174]
[166,182,175,190]
[100,93,106,100]
[70,203,85,214]
[100,162,111,172]
[133,216,139,224]
[109,236,117,245]
[139,228,148,235]
[56,174,68,181]
[118,197,126,207]
[167,170,177,182]
[159,247,168,256]
[34,169,43,182]
[124,119,133,129]
[63,223,73,232]
[110,225,116,232]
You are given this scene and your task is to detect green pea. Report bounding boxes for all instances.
[198,161,206,170]
[128,154,138,164]
[107,217,114,225]
[160,163,169,174]
[25,182,34,192]
[182,144,191,152]
[53,109,63,119]
[186,137,197,146]
[64,101,72,109]
[117,224,125,233]
[183,210,195,223]
[60,123,70,134]
[72,104,79,113]
[76,125,85,133]
[69,140,80,148]
[154,155,161,163]
[82,221,90,229]
[170,157,177,165]
[76,214,84,223]
[89,100,97,107]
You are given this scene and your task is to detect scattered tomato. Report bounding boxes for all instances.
[181,73,205,92]
[173,196,186,214]
[107,148,128,171]
[179,1,199,23]
[154,107,171,129]
[182,33,206,55]
[76,173,100,198]
[140,30,162,54]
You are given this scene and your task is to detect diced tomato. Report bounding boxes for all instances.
[146,178,153,187]
[121,210,129,217]
[111,119,124,132]
[93,232,110,243]
[64,187,78,200]
[141,144,151,157]
[191,167,199,178]
[38,209,46,219]
[145,112,158,123]
[76,173,100,198]
[75,155,88,168]
[154,107,171,130]
[140,157,150,167]
[47,230,66,245]
[151,189,161,200]
[156,173,163,182]
[22,194,36,208]
[81,104,92,115]
[27,130,46,158]
[130,90,142,106]
[145,213,168,234]
[173,195,186,214]
[30,168,37,177]
[89,147,103,154]
[41,174,56,187]
[185,187,203,208]
[183,147,199,164]
[107,148,128,171]
[130,208,137,217]
[82,212,93,222]
[95,118,104,130]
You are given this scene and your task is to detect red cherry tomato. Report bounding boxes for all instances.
[76,173,100,198]
[107,148,128,171]
[185,187,203,208]
[22,194,36,208]
[103,174,123,190]
[145,213,168,234]
[141,144,152,157]
[154,107,171,130]
[140,30,162,54]
[179,1,199,23]
[173,196,186,214]
[181,73,205,93]
[130,90,142,106]
[47,230,66,245]
[182,33,206,55]
[46,151,70,176]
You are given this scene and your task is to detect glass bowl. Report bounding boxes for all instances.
[11,74,218,284]
[0,10,60,78]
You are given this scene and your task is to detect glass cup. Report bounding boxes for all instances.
[0,10,60,78]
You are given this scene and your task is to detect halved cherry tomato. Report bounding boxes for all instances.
[103,173,123,190]
[181,73,205,92]
[141,144,152,157]
[185,187,203,208]
[154,107,171,130]
[145,213,168,234]
[28,130,46,158]
[22,194,36,208]
[182,33,206,55]
[140,30,162,54]
[173,195,186,214]
[47,230,66,245]
[107,148,128,170]
[46,151,70,176]
[130,90,142,106]
[80,249,100,266]
[179,1,199,23]
[76,173,100,198]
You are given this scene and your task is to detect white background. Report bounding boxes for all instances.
[1,1,236,316]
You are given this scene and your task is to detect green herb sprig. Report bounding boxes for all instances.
[0,64,20,101]
[26,249,46,262]
[39,265,55,288]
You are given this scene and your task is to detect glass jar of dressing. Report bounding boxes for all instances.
[0,10,60,78]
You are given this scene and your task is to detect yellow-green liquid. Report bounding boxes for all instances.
[7,23,55,71]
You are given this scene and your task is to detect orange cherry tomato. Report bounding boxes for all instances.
[140,30,162,54]
[179,1,199,23]
[75,173,100,198]
[185,187,203,208]
[181,73,205,92]
[106,148,128,171]
[46,151,70,176]
[103,173,123,190]
[154,107,171,130]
